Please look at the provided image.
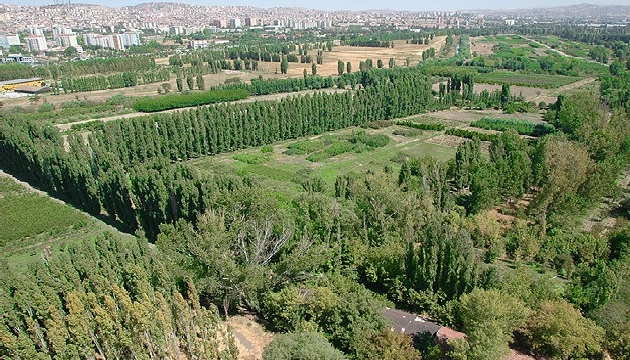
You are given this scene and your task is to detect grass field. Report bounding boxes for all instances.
[0,175,133,268]
[475,71,584,88]
[189,124,457,188]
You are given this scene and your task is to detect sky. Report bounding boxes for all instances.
[12,0,626,11]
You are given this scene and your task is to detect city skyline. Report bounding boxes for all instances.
[5,0,627,11]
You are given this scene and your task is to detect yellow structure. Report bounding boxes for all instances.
[0,78,45,91]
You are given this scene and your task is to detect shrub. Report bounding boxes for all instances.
[261,145,274,153]
[396,121,445,131]
[133,89,249,112]
[232,153,267,164]
[262,332,345,360]
[470,117,555,137]
[393,129,422,137]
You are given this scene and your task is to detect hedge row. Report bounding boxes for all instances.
[134,89,249,112]
[396,121,445,131]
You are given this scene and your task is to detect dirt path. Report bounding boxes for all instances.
[226,315,273,360]
[55,88,346,131]
[528,77,597,103]
[519,35,609,67]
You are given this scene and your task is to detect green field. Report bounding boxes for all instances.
[481,35,531,45]
[475,71,584,88]
[0,176,132,266]
[189,125,457,187]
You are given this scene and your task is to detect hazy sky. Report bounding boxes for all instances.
[14,0,626,11]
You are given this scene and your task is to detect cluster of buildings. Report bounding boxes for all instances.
[0,27,141,55]
[82,32,140,51]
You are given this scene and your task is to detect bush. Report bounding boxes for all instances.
[37,102,55,113]
[393,129,422,137]
[133,89,249,112]
[262,332,345,360]
[232,153,268,164]
[470,117,555,137]
[396,121,445,131]
[261,145,274,153]
[445,128,498,142]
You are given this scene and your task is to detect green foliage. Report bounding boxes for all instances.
[0,178,89,247]
[354,330,421,360]
[396,121,445,131]
[457,288,530,360]
[0,236,238,359]
[133,89,249,112]
[262,332,345,360]
[475,72,583,88]
[261,145,274,153]
[470,117,555,137]
[233,153,269,164]
[523,300,605,359]
[445,128,498,142]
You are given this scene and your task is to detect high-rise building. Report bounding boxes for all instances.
[0,34,20,48]
[229,18,242,29]
[25,35,48,52]
[245,17,258,27]
[56,33,78,48]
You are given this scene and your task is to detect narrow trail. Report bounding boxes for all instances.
[55,88,346,131]
[530,77,597,103]
[519,35,609,67]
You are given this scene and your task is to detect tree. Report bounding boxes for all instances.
[176,77,183,92]
[196,75,205,90]
[346,61,352,74]
[523,300,604,359]
[377,59,384,68]
[186,76,194,90]
[355,330,421,360]
[311,63,317,76]
[262,332,345,360]
[338,60,344,76]
[458,288,530,360]
[281,56,288,75]
[63,46,78,58]
[388,57,395,68]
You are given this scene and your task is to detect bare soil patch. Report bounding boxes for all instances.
[426,134,468,148]
[470,37,496,56]
[226,315,274,360]
[257,37,447,78]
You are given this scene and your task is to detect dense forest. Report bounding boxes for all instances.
[2,27,630,359]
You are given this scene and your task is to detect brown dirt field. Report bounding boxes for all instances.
[1,70,290,109]
[256,37,447,77]
[226,315,274,360]
[418,108,544,126]
[470,37,496,56]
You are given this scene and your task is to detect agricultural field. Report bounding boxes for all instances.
[475,71,584,88]
[190,123,457,187]
[0,172,131,266]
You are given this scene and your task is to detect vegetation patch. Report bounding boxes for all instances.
[475,71,583,88]
[233,153,270,164]
[133,88,249,112]
[396,121,445,131]
[0,177,88,250]
[445,127,499,142]
[305,131,390,162]
[470,117,555,136]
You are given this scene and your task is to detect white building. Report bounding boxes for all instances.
[229,18,242,29]
[56,33,78,48]
[28,27,45,36]
[189,39,211,50]
[120,32,140,47]
[52,27,73,40]
[0,34,20,48]
[25,35,48,52]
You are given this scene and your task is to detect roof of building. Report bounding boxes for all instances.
[0,78,44,86]
[383,308,442,336]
